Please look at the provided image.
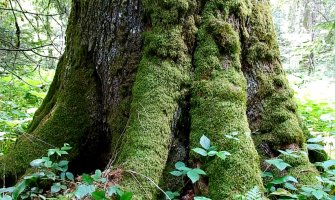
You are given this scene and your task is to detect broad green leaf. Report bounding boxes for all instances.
[48,149,56,157]
[300,186,315,193]
[311,190,325,199]
[99,178,107,183]
[0,195,12,200]
[271,175,298,185]
[66,172,74,181]
[307,143,324,151]
[0,187,15,193]
[92,170,102,180]
[60,184,67,190]
[178,166,192,172]
[175,162,186,170]
[278,150,299,158]
[107,186,118,196]
[307,137,324,143]
[61,143,72,151]
[51,183,61,193]
[82,174,94,184]
[30,159,44,167]
[207,146,217,151]
[44,160,53,168]
[187,170,200,183]
[192,148,208,156]
[74,184,95,199]
[170,171,183,176]
[271,177,287,185]
[265,159,291,171]
[200,135,210,150]
[261,172,273,178]
[192,168,206,175]
[207,151,218,156]
[194,197,211,200]
[285,176,298,183]
[165,191,180,199]
[58,160,69,167]
[12,180,28,200]
[92,190,107,200]
[120,191,133,200]
[60,172,66,180]
[284,182,297,191]
[317,160,335,169]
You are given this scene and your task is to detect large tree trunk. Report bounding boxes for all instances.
[1,0,319,199]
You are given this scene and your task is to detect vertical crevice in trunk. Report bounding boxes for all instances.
[157,92,192,198]
[241,0,319,186]
[157,4,199,195]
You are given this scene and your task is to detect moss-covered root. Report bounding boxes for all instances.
[242,1,319,185]
[0,53,106,183]
[190,1,263,199]
[1,4,110,180]
[113,0,195,199]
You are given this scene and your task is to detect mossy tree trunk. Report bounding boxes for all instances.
[1,0,319,199]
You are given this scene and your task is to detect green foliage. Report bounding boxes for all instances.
[0,144,132,200]
[234,186,262,200]
[266,158,292,171]
[251,134,335,199]
[192,135,231,160]
[0,143,72,200]
[165,191,180,200]
[0,66,54,155]
[170,162,206,184]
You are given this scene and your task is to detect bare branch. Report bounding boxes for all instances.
[0,7,63,17]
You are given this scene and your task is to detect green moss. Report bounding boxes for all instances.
[1,11,105,178]
[1,61,100,177]
[245,2,280,63]
[207,19,241,54]
[189,1,264,199]
[112,1,194,199]
[288,163,319,187]
[242,0,320,188]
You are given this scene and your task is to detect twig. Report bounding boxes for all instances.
[125,170,171,200]
[0,7,63,17]
[0,44,53,52]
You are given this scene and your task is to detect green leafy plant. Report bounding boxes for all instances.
[165,191,180,200]
[0,144,132,200]
[265,158,291,171]
[170,161,206,183]
[0,144,73,200]
[263,156,301,199]
[192,135,231,160]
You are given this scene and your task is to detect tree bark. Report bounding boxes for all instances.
[1,0,319,199]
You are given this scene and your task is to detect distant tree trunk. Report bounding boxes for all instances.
[1,0,320,199]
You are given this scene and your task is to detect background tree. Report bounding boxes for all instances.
[0,0,70,154]
[0,0,321,199]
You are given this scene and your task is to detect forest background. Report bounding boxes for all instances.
[0,0,335,199]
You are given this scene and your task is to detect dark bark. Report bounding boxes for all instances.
[1,0,320,199]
